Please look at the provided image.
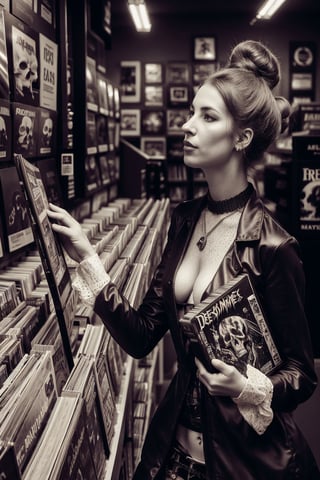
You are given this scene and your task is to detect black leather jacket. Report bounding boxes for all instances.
[94,189,319,480]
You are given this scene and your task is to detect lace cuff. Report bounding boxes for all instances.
[72,253,110,306]
[232,364,274,435]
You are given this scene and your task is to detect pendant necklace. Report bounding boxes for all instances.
[196,209,239,251]
[196,183,254,251]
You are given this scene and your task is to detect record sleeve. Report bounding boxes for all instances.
[86,111,98,154]
[31,311,70,395]
[6,13,40,106]
[11,0,37,27]
[98,154,111,186]
[39,33,58,111]
[62,355,109,477]
[12,102,38,158]
[96,114,109,153]
[97,72,109,116]
[37,0,56,37]
[36,157,63,205]
[0,166,34,253]
[86,56,99,112]
[84,155,102,194]
[179,274,282,375]
[57,401,98,480]
[37,108,57,156]
[0,99,11,161]
[0,351,58,474]
[14,154,74,369]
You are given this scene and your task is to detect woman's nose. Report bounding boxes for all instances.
[182,119,196,134]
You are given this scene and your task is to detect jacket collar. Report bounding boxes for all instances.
[183,184,264,244]
[235,187,264,243]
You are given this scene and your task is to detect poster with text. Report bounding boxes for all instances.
[39,33,58,110]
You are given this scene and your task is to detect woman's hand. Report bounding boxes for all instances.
[195,357,247,398]
[47,203,95,263]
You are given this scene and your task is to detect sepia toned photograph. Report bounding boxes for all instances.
[194,36,216,61]
[141,136,166,159]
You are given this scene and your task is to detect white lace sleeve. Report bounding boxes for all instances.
[72,253,110,306]
[232,364,274,435]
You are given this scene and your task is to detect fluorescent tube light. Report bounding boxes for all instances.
[128,0,152,32]
[250,0,287,24]
[256,0,287,19]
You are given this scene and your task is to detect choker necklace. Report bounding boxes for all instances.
[196,209,240,251]
[207,183,253,214]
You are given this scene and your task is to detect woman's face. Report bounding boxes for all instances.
[182,83,237,170]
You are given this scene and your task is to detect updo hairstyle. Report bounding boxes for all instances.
[205,40,291,163]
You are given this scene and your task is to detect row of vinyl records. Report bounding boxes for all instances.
[0,195,171,479]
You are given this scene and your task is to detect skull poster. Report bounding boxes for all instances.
[38,107,56,156]
[11,23,39,105]
[13,102,37,157]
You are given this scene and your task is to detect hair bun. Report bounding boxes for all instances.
[228,40,280,90]
[275,96,291,133]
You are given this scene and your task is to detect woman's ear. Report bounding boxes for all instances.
[235,128,254,151]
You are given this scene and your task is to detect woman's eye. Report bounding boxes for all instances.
[203,114,215,122]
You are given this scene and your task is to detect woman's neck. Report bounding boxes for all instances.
[203,159,248,201]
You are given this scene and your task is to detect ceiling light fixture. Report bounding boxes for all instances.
[128,0,152,32]
[250,0,287,25]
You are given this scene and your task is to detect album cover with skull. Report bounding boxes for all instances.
[179,274,282,376]
[5,11,40,106]
[37,107,57,156]
[12,102,38,158]
[0,99,11,161]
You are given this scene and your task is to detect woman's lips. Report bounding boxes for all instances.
[183,140,197,149]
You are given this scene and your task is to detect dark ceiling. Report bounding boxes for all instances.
[112,0,320,18]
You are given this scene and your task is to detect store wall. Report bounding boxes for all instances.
[106,11,320,101]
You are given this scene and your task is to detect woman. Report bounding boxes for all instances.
[48,40,319,479]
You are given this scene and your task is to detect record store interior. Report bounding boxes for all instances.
[0,0,320,479]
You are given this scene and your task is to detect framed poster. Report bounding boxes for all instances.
[141,110,165,135]
[144,85,163,107]
[194,37,216,61]
[193,62,217,86]
[144,63,163,84]
[120,108,140,136]
[167,109,189,135]
[120,61,141,103]
[289,41,316,104]
[166,62,190,84]
[141,136,166,159]
[168,85,189,107]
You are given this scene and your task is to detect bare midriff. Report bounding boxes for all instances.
[175,424,205,464]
